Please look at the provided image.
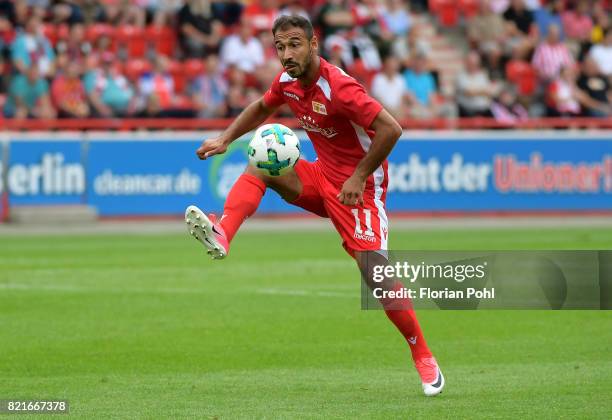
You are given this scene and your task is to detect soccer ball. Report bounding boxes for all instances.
[248,123,301,176]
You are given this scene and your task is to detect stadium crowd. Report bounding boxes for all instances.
[0,0,610,122]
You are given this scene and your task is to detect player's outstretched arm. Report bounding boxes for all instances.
[196,98,278,160]
[337,109,402,206]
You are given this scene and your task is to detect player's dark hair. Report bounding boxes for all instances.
[272,15,313,40]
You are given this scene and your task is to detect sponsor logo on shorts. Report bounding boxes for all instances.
[353,233,377,242]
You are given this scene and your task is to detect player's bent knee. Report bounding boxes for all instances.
[246,165,302,201]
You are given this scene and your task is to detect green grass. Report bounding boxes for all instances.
[1,227,611,419]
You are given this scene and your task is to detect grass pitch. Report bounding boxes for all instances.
[1,226,611,419]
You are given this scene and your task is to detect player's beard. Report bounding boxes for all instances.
[286,48,312,79]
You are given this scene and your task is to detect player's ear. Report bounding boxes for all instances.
[310,35,318,52]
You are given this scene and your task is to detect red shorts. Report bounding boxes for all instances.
[290,160,389,256]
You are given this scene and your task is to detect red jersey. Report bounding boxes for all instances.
[263,58,385,190]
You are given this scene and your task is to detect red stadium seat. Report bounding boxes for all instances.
[183,59,205,81]
[346,59,376,90]
[506,60,530,82]
[56,24,69,43]
[459,0,479,19]
[42,23,57,45]
[437,0,459,27]
[168,60,186,93]
[429,0,444,13]
[116,25,146,58]
[86,24,115,43]
[506,60,537,95]
[123,59,152,82]
[145,25,176,57]
[174,94,195,110]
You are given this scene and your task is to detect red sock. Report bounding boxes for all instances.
[381,282,433,361]
[219,173,266,243]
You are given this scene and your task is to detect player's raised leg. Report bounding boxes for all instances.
[355,250,444,396]
[186,164,303,259]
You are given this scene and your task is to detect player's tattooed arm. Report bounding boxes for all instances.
[337,109,402,205]
[196,98,279,160]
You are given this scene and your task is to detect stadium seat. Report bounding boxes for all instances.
[183,59,205,81]
[506,61,537,96]
[42,23,57,46]
[57,24,69,42]
[123,59,152,82]
[168,60,186,93]
[429,0,444,14]
[86,23,115,43]
[437,0,460,27]
[145,25,176,57]
[459,0,479,19]
[115,25,146,58]
[347,59,376,90]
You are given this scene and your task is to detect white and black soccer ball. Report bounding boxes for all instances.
[248,123,301,176]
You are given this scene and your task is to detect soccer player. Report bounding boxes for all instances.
[185,15,445,396]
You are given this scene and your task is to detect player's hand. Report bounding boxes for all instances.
[337,175,366,206]
[196,137,228,160]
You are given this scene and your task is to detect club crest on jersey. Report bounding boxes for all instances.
[312,101,327,115]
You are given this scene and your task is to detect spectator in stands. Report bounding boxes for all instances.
[83,52,134,117]
[0,11,14,90]
[134,54,180,117]
[352,0,393,53]
[467,0,507,78]
[243,0,279,33]
[590,2,609,44]
[403,51,438,118]
[4,64,56,118]
[370,55,408,119]
[51,60,89,118]
[97,0,145,27]
[382,0,412,38]
[11,15,55,77]
[316,0,354,40]
[211,0,243,27]
[55,23,91,65]
[491,86,529,123]
[51,0,85,25]
[225,83,248,117]
[533,0,564,39]
[219,18,264,74]
[576,56,611,117]
[0,0,17,28]
[502,0,537,57]
[589,28,612,76]
[279,0,310,21]
[255,28,282,87]
[546,65,582,116]
[146,0,184,27]
[27,0,49,20]
[392,22,430,69]
[12,0,29,28]
[178,0,224,58]
[503,0,535,36]
[0,9,15,63]
[456,51,497,117]
[532,24,574,82]
[189,54,227,118]
[561,0,593,43]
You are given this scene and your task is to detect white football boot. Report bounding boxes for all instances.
[185,205,229,260]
